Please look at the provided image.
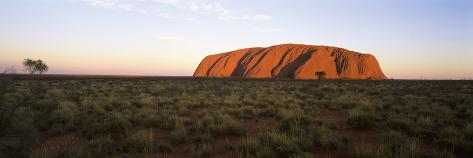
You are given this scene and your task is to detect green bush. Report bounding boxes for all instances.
[30,135,90,158]
[0,137,27,158]
[212,114,245,135]
[463,123,473,141]
[332,94,370,109]
[82,113,132,139]
[169,120,188,145]
[123,129,171,154]
[435,137,473,156]
[279,113,319,149]
[347,108,375,130]
[85,137,116,158]
[238,130,303,158]
[352,143,383,158]
[317,129,348,149]
[193,113,245,136]
[191,143,213,158]
[48,101,77,135]
[382,131,419,158]
[352,131,420,158]
[386,115,411,132]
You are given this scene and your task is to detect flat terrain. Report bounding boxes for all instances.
[0,75,472,158]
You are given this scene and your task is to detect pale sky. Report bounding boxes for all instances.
[1,0,472,79]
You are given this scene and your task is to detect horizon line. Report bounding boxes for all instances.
[1,73,472,81]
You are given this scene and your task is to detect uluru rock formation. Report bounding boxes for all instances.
[194,44,387,80]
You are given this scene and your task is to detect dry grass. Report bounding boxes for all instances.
[0,75,471,158]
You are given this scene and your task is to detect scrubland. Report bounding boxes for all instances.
[0,75,472,158]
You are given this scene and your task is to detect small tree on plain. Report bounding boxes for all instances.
[315,71,326,80]
[34,60,49,75]
[23,59,36,74]
[22,59,49,77]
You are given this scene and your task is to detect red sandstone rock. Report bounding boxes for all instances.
[194,44,387,80]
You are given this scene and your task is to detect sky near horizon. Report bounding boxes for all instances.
[1,0,472,79]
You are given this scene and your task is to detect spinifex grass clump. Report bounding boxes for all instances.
[196,112,245,135]
[238,130,303,158]
[352,131,429,158]
[348,108,376,130]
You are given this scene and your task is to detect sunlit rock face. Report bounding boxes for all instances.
[194,44,387,80]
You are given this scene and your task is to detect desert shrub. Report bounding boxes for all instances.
[241,96,257,107]
[109,97,132,112]
[317,128,348,149]
[259,106,278,117]
[253,147,278,158]
[163,85,184,97]
[191,143,213,158]
[402,95,430,108]
[222,94,242,107]
[418,149,455,158]
[410,116,436,139]
[175,103,190,115]
[190,130,213,143]
[352,142,383,158]
[30,135,89,158]
[5,105,37,135]
[82,113,132,139]
[129,110,161,128]
[0,137,26,158]
[32,131,118,158]
[435,128,473,156]
[30,82,48,95]
[212,114,245,135]
[150,84,166,96]
[217,86,235,97]
[48,101,77,135]
[0,76,13,93]
[381,95,397,107]
[161,113,191,127]
[46,88,65,99]
[276,108,295,120]
[15,98,59,133]
[193,113,245,136]
[454,104,471,120]
[352,131,419,158]
[85,136,116,158]
[79,97,107,114]
[0,92,26,134]
[382,131,419,158]
[386,114,412,132]
[32,98,59,114]
[239,130,301,158]
[289,152,312,158]
[318,83,338,92]
[159,114,181,130]
[347,108,375,130]
[279,113,319,149]
[239,106,256,119]
[332,94,369,109]
[169,119,188,145]
[123,129,171,154]
[464,123,473,140]
[132,93,155,108]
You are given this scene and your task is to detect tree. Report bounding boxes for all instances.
[33,60,49,75]
[22,59,36,74]
[22,59,49,76]
[315,71,326,80]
